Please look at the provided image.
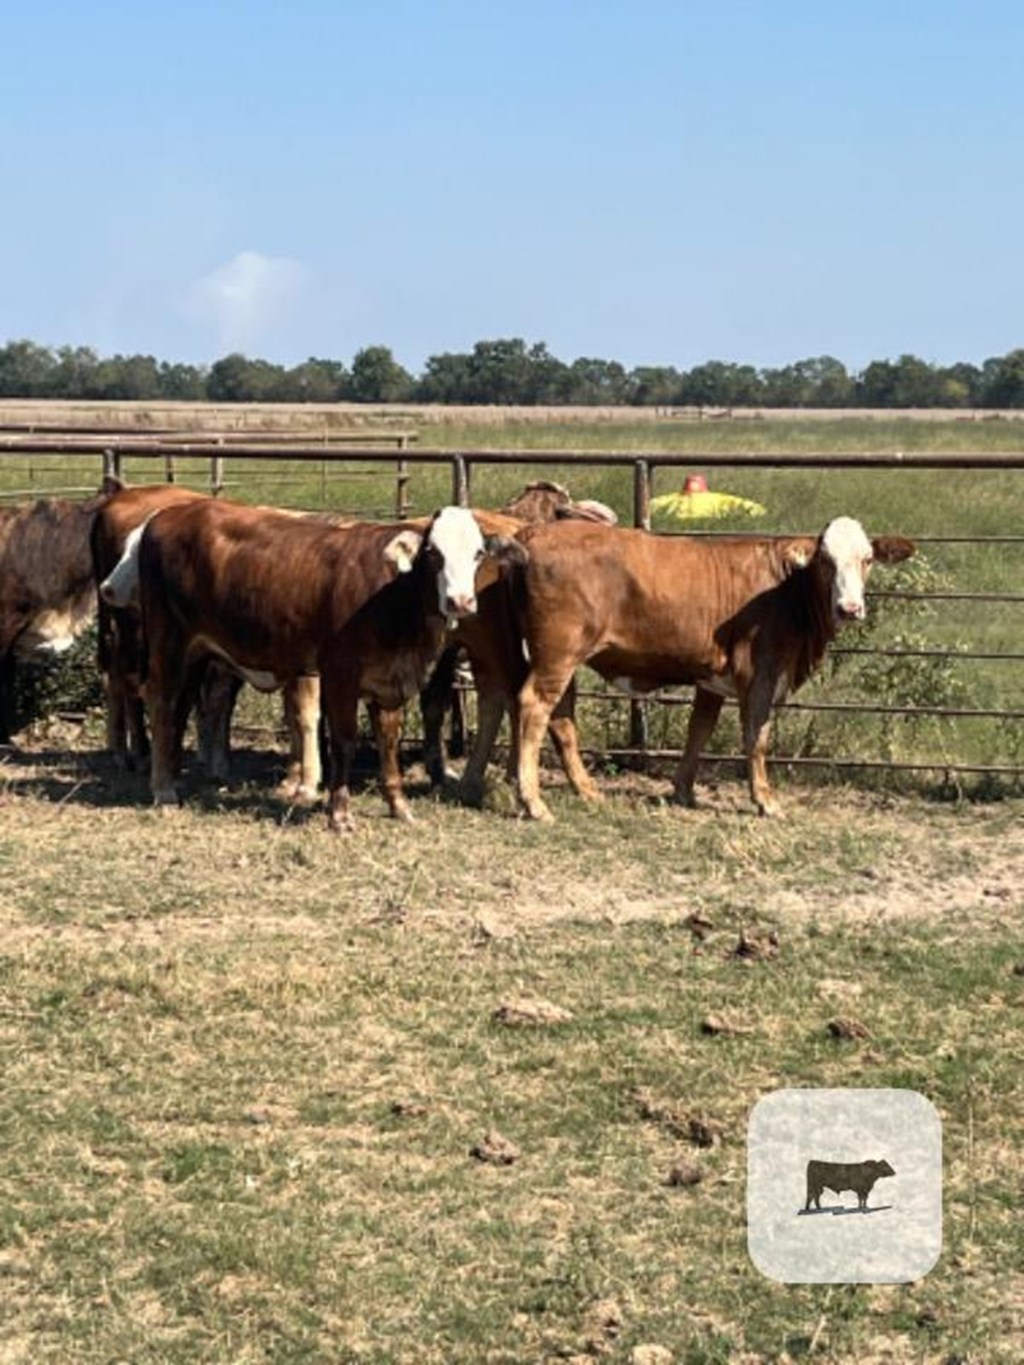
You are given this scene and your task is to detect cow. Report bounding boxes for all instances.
[419,481,619,792]
[93,486,353,796]
[510,516,915,821]
[111,498,525,828]
[90,483,208,769]
[0,479,120,741]
[805,1158,895,1212]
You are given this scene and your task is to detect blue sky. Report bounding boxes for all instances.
[1,1,1021,374]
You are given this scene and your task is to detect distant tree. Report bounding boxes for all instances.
[90,354,162,400]
[859,354,942,408]
[0,339,58,396]
[463,338,537,404]
[52,345,101,398]
[280,357,348,403]
[857,359,899,407]
[158,361,207,401]
[207,353,286,402]
[417,351,474,403]
[762,356,853,408]
[934,362,982,407]
[628,365,684,406]
[678,360,761,407]
[349,346,413,403]
[979,349,1024,407]
[561,357,630,405]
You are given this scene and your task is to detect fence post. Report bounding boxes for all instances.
[396,434,411,519]
[629,459,652,761]
[452,454,471,507]
[103,447,123,483]
[211,452,225,497]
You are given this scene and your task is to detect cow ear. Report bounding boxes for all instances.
[383,528,423,574]
[483,534,529,569]
[558,498,619,525]
[872,536,916,565]
[780,538,817,573]
[100,474,125,496]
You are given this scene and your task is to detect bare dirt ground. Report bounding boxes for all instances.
[2,728,1020,948]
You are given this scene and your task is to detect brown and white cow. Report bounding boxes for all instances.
[113,498,525,828]
[511,516,915,820]
[420,481,619,792]
[0,480,120,741]
[94,486,355,795]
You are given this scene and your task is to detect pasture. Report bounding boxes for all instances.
[1,407,1023,1362]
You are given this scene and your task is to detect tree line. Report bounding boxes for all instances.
[2,337,1024,408]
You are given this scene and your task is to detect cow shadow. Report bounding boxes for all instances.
[797,1205,894,1217]
[2,738,440,822]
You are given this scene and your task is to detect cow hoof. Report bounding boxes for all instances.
[670,785,697,809]
[577,784,605,804]
[389,801,415,823]
[756,799,783,819]
[458,776,486,808]
[152,787,180,808]
[523,800,554,823]
[328,814,356,835]
[279,781,318,805]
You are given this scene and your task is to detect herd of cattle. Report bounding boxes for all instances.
[0,475,915,828]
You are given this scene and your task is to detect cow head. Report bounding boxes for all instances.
[871,1159,896,1177]
[786,517,915,626]
[384,506,527,620]
[99,519,150,609]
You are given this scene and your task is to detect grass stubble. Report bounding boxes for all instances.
[1,726,1022,1363]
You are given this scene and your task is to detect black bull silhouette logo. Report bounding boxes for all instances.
[804,1158,895,1212]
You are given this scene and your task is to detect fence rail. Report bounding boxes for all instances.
[1,437,1021,786]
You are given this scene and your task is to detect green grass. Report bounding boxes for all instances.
[1,737,1023,1363]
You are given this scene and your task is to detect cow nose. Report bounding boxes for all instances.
[446,594,476,618]
[837,600,865,621]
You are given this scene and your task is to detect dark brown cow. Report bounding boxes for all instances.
[91,484,208,768]
[420,481,619,791]
[511,516,915,821]
[123,499,524,828]
[0,480,119,741]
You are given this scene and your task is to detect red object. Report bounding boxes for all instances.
[683,474,709,494]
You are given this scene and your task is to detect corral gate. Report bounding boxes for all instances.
[1,436,1021,788]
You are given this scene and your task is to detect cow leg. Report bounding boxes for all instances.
[322,674,359,833]
[459,684,507,805]
[147,642,188,806]
[0,652,14,743]
[420,645,459,786]
[547,682,600,803]
[281,675,321,802]
[127,691,150,766]
[517,666,575,822]
[672,687,725,807]
[195,664,241,781]
[739,678,779,817]
[104,665,129,765]
[369,700,413,822]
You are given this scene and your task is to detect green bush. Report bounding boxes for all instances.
[12,623,104,730]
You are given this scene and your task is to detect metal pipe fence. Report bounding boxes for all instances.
[1,437,1021,785]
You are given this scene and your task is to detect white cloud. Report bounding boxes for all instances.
[183,250,308,354]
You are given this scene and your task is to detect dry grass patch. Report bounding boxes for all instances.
[0,730,1022,1360]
